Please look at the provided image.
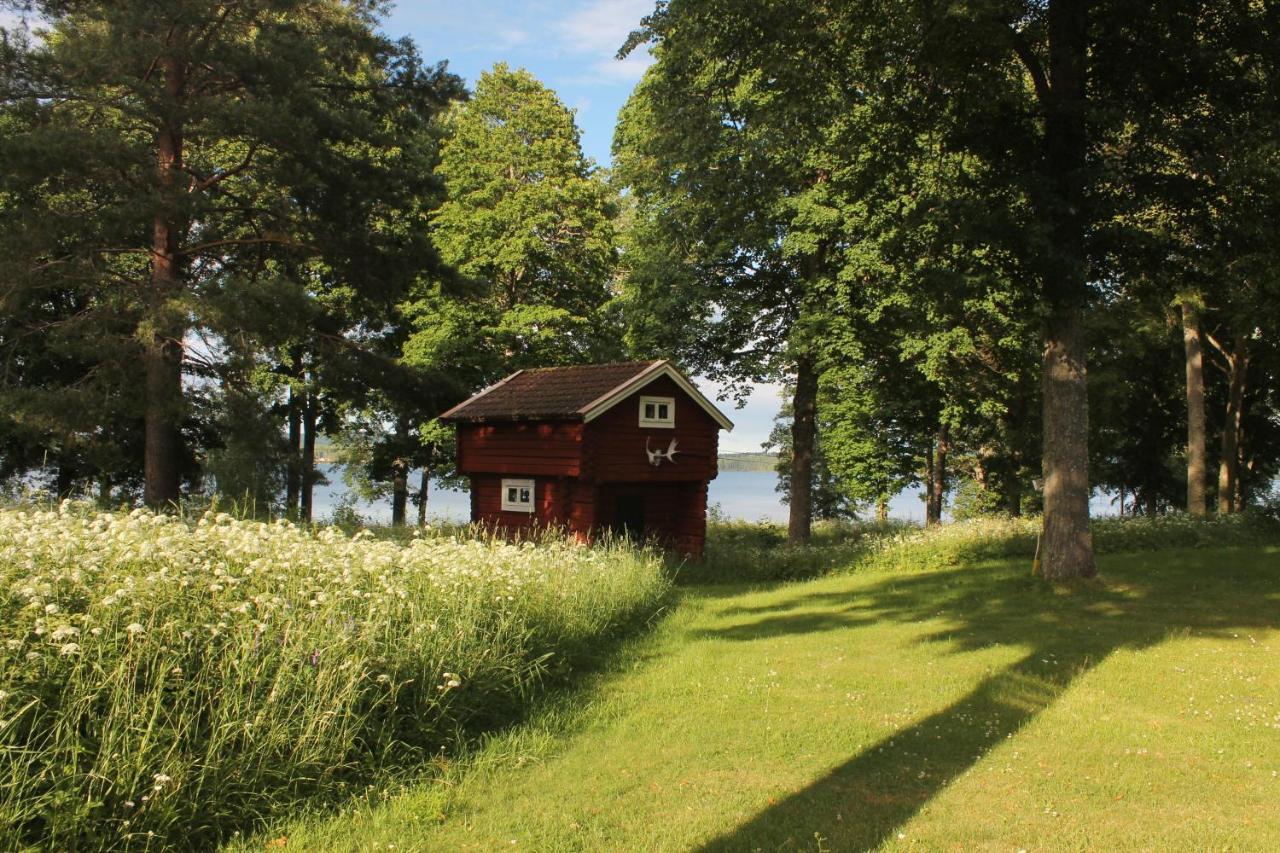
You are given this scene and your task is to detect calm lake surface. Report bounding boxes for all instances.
[312,464,1119,526]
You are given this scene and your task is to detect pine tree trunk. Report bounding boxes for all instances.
[143,340,183,507]
[1038,0,1096,579]
[787,353,817,543]
[143,57,187,508]
[1218,337,1248,514]
[1182,301,1207,515]
[300,389,317,524]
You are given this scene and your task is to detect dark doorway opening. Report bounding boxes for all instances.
[612,494,645,540]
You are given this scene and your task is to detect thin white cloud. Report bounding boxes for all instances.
[559,0,653,55]
[590,49,653,82]
[495,27,529,49]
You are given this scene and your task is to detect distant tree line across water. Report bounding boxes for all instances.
[2,2,1278,580]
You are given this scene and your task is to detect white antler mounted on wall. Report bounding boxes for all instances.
[645,436,680,466]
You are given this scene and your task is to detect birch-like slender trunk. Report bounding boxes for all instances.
[417,466,430,527]
[1182,301,1208,515]
[285,380,302,517]
[1217,337,1249,514]
[300,388,317,524]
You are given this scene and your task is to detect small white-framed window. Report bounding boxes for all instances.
[639,395,675,428]
[501,478,535,513]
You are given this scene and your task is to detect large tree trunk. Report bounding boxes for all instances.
[1037,0,1096,580]
[143,56,187,508]
[876,494,888,522]
[787,353,818,543]
[1182,301,1208,515]
[1217,337,1248,514]
[300,388,317,524]
[1040,309,1095,578]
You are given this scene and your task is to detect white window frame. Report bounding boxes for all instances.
[638,395,675,428]
[500,478,535,513]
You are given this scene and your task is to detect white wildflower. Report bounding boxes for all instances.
[50,625,79,642]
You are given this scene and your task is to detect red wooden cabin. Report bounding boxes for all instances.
[440,360,734,558]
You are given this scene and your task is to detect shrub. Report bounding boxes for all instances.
[0,503,668,850]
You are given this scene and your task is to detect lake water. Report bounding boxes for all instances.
[313,464,1123,526]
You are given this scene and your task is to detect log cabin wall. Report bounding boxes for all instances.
[469,473,573,532]
[457,421,583,477]
[582,376,720,483]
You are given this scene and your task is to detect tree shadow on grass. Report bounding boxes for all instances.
[695,549,1279,852]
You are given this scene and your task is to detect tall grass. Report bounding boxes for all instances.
[690,511,1280,583]
[0,503,669,850]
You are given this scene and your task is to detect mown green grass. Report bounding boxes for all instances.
[248,545,1280,851]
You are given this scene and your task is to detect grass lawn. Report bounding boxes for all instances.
[248,546,1280,851]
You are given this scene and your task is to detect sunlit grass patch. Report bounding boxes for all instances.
[248,546,1280,851]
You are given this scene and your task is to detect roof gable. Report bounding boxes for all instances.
[440,360,734,431]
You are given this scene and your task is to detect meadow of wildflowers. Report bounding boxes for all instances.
[0,503,669,850]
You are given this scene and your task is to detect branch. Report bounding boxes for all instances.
[1009,25,1050,106]
[1203,329,1229,359]
[1203,328,1234,374]
[178,236,317,256]
[189,142,259,192]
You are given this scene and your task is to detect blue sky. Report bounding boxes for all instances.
[383,0,652,166]
[383,0,786,452]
